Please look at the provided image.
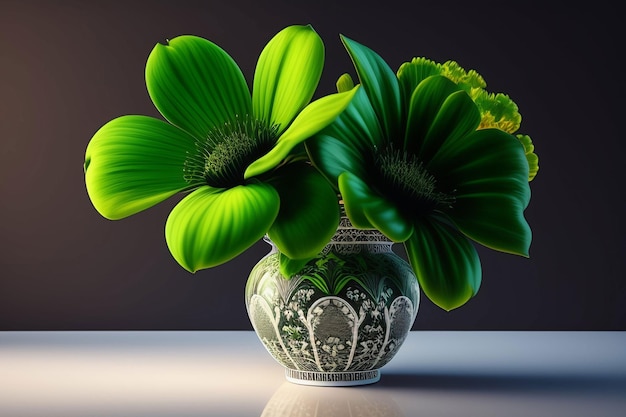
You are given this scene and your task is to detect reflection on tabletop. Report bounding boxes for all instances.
[261,382,403,417]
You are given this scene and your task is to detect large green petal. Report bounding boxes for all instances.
[404,75,468,157]
[252,25,324,134]
[84,115,197,220]
[404,218,481,311]
[341,35,402,141]
[415,89,480,163]
[165,183,279,272]
[244,88,358,179]
[267,162,340,264]
[338,172,414,242]
[146,35,252,140]
[307,86,383,183]
[337,172,376,229]
[431,129,531,257]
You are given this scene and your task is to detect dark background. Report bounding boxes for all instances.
[1,0,624,330]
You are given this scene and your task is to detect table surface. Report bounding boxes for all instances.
[1,331,625,417]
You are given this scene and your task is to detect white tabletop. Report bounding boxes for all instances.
[1,331,625,416]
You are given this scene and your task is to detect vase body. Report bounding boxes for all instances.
[245,217,420,386]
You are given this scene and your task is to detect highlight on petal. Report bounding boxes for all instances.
[165,183,279,272]
[146,35,252,140]
[404,218,481,311]
[341,35,402,140]
[252,24,324,133]
[244,87,358,179]
[84,115,197,220]
[267,162,340,263]
[431,129,532,257]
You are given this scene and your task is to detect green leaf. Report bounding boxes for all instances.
[431,129,532,257]
[244,87,358,179]
[165,183,279,272]
[403,75,466,157]
[307,86,383,183]
[404,218,481,311]
[252,25,324,134]
[145,35,252,140]
[341,35,402,141]
[267,162,340,260]
[84,115,197,220]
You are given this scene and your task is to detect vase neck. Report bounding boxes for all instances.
[324,216,393,255]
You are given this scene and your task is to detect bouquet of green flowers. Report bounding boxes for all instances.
[84,25,538,311]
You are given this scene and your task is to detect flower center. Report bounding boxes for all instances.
[375,145,453,215]
[184,115,278,188]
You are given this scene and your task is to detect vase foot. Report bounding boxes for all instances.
[285,368,380,386]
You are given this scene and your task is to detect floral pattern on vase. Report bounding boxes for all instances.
[246,217,420,385]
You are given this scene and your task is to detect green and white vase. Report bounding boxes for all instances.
[245,216,420,386]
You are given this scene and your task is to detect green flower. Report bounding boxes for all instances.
[307,36,535,311]
[84,25,357,274]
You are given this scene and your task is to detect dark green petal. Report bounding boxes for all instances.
[267,162,340,260]
[278,253,312,278]
[404,75,469,158]
[415,89,480,163]
[396,57,443,105]
[339,169,413,241]
[244,88,357,179]
[146,35,251,140]
[341,35,402,141]
[431,129,531,257]
[84,115,197,220]
[404,218,481,311]
[362,197,414,243]
[165,183,279,272]
[337,172,376,229]
[252,25,324,134]
[307,86,383,183]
